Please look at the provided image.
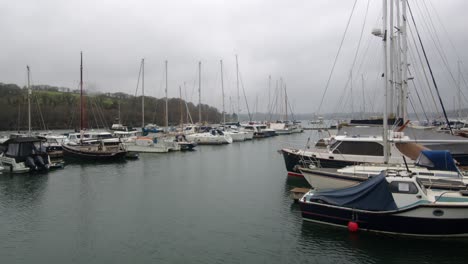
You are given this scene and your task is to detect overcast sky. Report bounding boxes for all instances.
[1,0,467,117]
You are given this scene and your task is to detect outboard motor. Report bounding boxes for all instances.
[25,156,37,171]
[34,155,47,170]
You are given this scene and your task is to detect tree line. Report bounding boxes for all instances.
[0,82,234,131]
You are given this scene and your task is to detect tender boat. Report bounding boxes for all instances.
[175,134,197,151]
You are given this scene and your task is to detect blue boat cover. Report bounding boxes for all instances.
[415,150,458,172]
[308,172,397,211]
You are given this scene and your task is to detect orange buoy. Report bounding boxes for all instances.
[348,221,359,232]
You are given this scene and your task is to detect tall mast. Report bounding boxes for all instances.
[284,84,288,121]
[236,55,240,122]
[389,0,395,118]
[198,61,202,124]
[268,75,271,121]
[80,51,84,131]
[220,60,226,124]
[383,0,389,163]
[458,61,462,119]
[401,0,408,122]
[255,94,258,121]
[179,85,183,127]
[165,60,169,131]
[350,70,354,119]
[395,0,402,119]
[362,74,366,116]
[141,58,145,128]
[118,99,121,123]
[229,96,232,121]
[27,65,31,134]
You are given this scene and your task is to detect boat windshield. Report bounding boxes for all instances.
[331,141,383,156]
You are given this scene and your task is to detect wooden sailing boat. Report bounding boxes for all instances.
[62,52,127,161]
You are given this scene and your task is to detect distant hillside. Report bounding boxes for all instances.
[0,83,231,131]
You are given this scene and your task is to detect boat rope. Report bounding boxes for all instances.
[238,70,252,122]
[407,67,429,123]
[406,34,440,120]
[315,0,358,117]
[416,0,462,97]
[407,1,453,134]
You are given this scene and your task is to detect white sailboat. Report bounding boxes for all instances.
[124,59,178,153]
[184,61,233,145]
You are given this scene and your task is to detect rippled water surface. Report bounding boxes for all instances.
[1,132,468,263]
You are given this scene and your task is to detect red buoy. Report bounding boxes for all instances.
[348,221,359,232]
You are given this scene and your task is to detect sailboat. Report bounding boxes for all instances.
[300,149,468,190]
[124,59,180,153]
[299,0,468,237]
[62,52,128,161]
[184,61,233,145]
[218,59,248,142]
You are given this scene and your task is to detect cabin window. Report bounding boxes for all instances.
[6,143,20,156]
[415,154,434,168]
[332,141,383,156]
[388,181,419,194]
[19,142,35,156]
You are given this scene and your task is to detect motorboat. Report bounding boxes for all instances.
[299,171,468,237]
[175,134,197,151]
[185,129,233,145]
[0,137,51,173]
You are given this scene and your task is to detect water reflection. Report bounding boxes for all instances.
[299,218,468,264]
[0,173,48,206]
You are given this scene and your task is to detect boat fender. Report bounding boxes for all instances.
[348,221,359,232]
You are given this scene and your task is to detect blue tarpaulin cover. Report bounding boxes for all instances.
[416,150,458,172]
[308,172,398,211]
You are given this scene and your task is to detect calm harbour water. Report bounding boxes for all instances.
[1,131,468,263]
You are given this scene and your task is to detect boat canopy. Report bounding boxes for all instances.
[415,150,458,172]
[308,172,397,211]
[2,137,45,145]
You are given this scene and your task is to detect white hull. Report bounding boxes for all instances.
[125,144,170,153]
[275,129,292,135]
[224,131,246,142]
[0,156,31,173]
[186,133,233,145]
[243,131,254,140]
[0,155,50,173]
[302,169,361,190]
